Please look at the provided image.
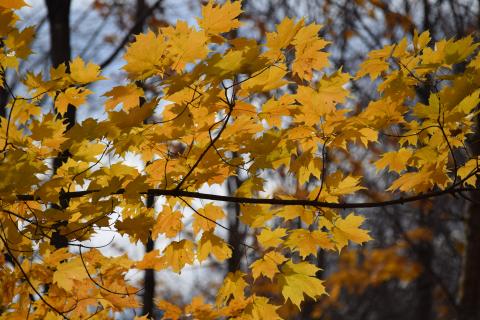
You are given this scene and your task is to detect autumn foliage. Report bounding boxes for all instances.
[0,0,479,319]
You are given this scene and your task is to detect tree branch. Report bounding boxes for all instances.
[12,186,480,209]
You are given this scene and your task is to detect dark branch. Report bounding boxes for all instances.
[13,186,480,209]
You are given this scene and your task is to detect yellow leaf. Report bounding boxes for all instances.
[70,141,106,162]
[124,31,168,80]
[0,0,28,9]
[332,213,372,251]
[240,66,288,93]
[198,231,232,262]
[156,300,182,320]
[285,229,334,258]
[162,239,195,273]
[186,296,219,319]
[375,148,413,173]
[104,84,144,111]
[29,114,67,150]
[279,261,326,308]
[458,159,479,187]
[413,30,430,51]
[216,271,247,306]
[115,215,155,244]
[264,17,304,60]
[444,36,479,65]
[162,20,208,71]
[136,249,165,270]
[454,89,480,114]
[108,98,157,130]
[197,0,242,37]
[56,87,92,114]
[250,251,287,280]
[387,170,433,193]
[192,203,225,235]
[101,291,140,310]
[358,127,378,147]
[69,57,104,84]
[4,26,34,59]
[239,204,273,228]
[274,204,315,224]
[356,57,389,80]
[242,296,281,320]
[152,205,183,239]
[257,228,286,249]
[330,175,365,197]
[53,258,89,291]
[292,23,330,80]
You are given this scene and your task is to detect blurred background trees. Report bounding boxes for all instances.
[3,1,478,319]
[239,1,479,320]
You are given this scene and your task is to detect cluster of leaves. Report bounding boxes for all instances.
[0,0,479,319]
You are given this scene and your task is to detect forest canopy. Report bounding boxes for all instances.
[1,0,480,319]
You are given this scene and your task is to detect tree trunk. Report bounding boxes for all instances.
[0,85,7,118]
[459,133,480,320]
[226,175,246,273]
[142,194,156,319]
[458,208,480,320]
[413,234,434,320]
[45,0,72,250]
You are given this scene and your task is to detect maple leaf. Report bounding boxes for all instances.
[292,23,330,80]
[53,258,90,291]
[104,84,144,111]
[29,113,68,150]
[156,300,182,320]
[56,87,92,114]
[152,205,183,239]
[328,174,366,198]
[197,0,242,38]
[115,214,155,244]
[216,271,248,306]
[387,170,433,193]
[375,149,413,173]
[242,296,281,320]
[69,141,107,162]
[108,98,157,130]
[332,213,372,251]
[162,20,209,71]
[279,261,326,308]
[101,291,140,310]
[4,26,34,60]
[285,229,335,258]
[136,249,165,270]
[251,251,287,280]
[192,203,225,235]
[264,17,304,60]
[124,31,168,80]
[413,30,431,51]
[239,204,274,228]
[458,159,479,187]
[257,228,287,249]
[0,0,28,9]
[162,240,195,273]
[197,231,232,262]
[186,296,220,319]
[69,57,104,84]
[356,57,390,80]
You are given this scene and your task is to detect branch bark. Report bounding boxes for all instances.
[13,186,480,209]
